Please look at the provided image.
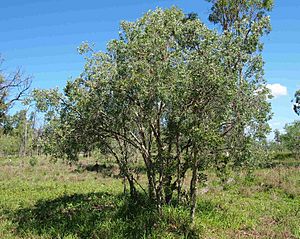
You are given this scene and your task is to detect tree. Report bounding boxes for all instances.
[0,58,32,157]
[33,4,272,221]
[206,0,273,32]
[0,110,36,156]
[274,129,281,144]
[281,121,300,158]
[206,0,273,168]
[0,58,31,125]
[293,90,300,115]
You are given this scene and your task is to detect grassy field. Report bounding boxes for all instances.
[0,156,299,238]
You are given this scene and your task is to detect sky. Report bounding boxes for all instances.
[0,0,299,136]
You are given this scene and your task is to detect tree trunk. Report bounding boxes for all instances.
[142,152,156,203]
[156,174,163,214]
[190,149,199,223]
[127,175,137,199]
[164,175,173,204]
[146,166,156,203]
[123,176,127,195]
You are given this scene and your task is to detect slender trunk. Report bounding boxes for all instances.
[156,173,163,213]
[19,119,28,157]
[147,169,156,202]
[164,175,174,204]
[123,176,127,195]
[127,175,137,198]
[190,148,199,222]
[143,155,156,202]
[24,119,28,157]
[177,148,190,204]
[151,113,164,211]
[176,135,182,203]
[155,142,163,211]
[164,138,174,205]
[156,142,164,211]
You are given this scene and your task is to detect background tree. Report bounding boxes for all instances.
[293,90,300,115]
[281,121,300,158]
[0,110,37,157]
[0,58,31,125]
[274,129,281,145]
[206,0,273,170]
[0,57,32,157]
[270,128,284,153]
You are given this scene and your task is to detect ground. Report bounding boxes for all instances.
[0,156,299,238]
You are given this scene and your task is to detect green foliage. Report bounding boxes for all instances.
[31,3,272,220]
[0,110,38,157]
[281,121,300,157]
[207,0,273,33]
[272,151,294,162]
[0,134,20,155]
[294,90,300,115]
[249,140,272,168]
[29,156,38,167]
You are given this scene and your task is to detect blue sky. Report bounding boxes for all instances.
[1,0,299,136]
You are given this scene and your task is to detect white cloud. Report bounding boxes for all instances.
[266,83,288,98]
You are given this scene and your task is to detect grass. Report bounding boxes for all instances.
[0,156,299,238]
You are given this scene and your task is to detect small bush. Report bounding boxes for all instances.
[29,157,38,167]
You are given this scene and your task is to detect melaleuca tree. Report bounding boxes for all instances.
[29,88,74,159]
[281,121,300,158]
[206,0,273,172]
[294,90,300,115]
[207,0,273,32]
[70,8,238,213]
[33,5,272,221]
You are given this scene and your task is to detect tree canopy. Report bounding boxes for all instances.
[294,90,300,115]
[0,59,31,125]
[281,121,300,157]
[32,3,272,220]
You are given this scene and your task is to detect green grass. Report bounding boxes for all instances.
[0,156,299,238]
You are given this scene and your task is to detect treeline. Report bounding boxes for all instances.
[1,109,298,162]
[271,121,300,161]
[0,110,43,156]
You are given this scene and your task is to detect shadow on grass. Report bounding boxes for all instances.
[77,163,117,178]
[12,192,165,239]
[75,163,148,179]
